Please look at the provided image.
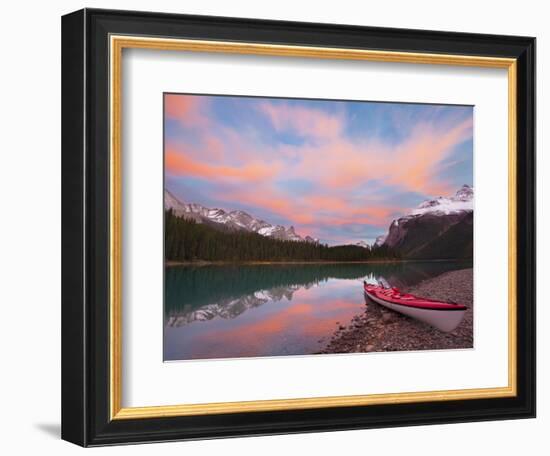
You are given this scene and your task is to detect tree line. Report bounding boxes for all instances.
[165,209,401,262]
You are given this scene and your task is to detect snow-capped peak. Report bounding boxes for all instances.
[410,185,474,216]
[454,184,474,202]
[164,189,317,243]
[164,189,187,214]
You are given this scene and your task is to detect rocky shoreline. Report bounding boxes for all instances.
[319,268,473,354]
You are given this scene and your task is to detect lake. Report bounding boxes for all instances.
[164,261,471,361]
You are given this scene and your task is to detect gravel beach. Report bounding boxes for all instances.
[319,268,473,354]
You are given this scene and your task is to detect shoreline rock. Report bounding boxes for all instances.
[319,268,473,354]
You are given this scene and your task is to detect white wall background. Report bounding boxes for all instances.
[0,0,545,454]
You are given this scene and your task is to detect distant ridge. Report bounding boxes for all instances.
[164,189,318,243]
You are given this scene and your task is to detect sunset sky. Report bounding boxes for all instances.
[164,93,473,245]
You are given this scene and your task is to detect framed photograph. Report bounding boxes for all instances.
[61,8,535,446]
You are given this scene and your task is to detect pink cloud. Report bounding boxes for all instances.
[214,188,316,225]
[386,118,473,195]
[165,147,277,183]
[274,117,472,198]
[259,102,344,140]
[202,136,225,160]
[164,94,209,128]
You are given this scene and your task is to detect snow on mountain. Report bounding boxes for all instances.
[355,240,371,249]
[374,234,387,247]
[454,184,474,201]
[410,184,473,216]
[164,189,318,243]
[375,185,474,251]
[164,189,188,215]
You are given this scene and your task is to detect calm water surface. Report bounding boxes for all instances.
[164,262,470,361]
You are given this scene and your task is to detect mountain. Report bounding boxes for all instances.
[165,189,318,243]
[410,184,473,216]
[355,240,371,249]
[374,235,387,248]
[380,185,473,259]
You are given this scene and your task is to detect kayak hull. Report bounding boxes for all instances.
[364,285,467,333]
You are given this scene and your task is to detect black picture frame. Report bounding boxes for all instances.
[62,8,536,447]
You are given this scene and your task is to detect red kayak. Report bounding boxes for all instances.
[363,281,467,332]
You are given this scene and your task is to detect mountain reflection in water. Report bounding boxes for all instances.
[164,262,470,360]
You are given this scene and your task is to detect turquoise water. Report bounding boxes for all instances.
[164,261,470,361]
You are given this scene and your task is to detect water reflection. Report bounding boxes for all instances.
[164,261,470,360]
[166,285,303,327]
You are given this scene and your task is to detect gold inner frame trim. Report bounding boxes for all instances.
[109,35,518,420]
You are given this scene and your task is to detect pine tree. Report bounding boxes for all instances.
[165,210,401,262]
